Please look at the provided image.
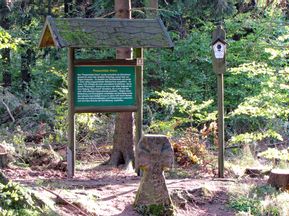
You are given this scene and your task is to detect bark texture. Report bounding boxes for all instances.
[21,48,33,90]
[1,48,11,87]
[0,145,8,169]
[268,169,289,189]
[107,0,134,170]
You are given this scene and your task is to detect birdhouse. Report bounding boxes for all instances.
[212,38,227,59]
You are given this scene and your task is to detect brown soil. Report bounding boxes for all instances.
[1,162,268,216]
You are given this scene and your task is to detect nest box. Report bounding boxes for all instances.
[212,38,227,59]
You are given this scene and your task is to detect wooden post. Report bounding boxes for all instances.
[134,49,143,146]
[144,0,158,18]
[67,47,75,178]
[217,73,224,178]
[212,25,226,178]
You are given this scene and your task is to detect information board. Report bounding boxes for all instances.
[74,65,136,107]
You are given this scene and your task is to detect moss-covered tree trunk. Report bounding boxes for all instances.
[107,0,134,170]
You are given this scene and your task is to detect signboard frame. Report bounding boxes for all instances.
[67,54,143,177]
[73,60,140,113]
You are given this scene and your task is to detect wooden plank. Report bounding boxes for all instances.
[39,17,173,48]
[74,59,140,66]
[74,106,137,113]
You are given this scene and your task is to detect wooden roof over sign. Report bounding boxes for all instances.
[39,16,173,48]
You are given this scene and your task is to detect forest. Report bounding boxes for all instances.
[0,0,289,215]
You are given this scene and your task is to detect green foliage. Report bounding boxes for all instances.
[229,195,261,215]
[0,27,22,50]
[249,185,279,199]
[229,129,283,145]
[135,204,174,216]
[0,181,42,216]
[224,7,289,148]
[230,184,289,215]
[258,148,289,168]
[148,89,216,135]
[0,0,288,176]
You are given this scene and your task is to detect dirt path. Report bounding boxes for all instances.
[2,164,263,215]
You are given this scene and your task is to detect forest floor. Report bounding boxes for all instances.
[1,159,268,216]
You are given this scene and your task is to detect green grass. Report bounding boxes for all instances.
[229,185,289,215]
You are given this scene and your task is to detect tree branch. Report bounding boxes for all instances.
[1,99,15,122]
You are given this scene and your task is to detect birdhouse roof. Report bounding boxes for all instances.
[39,16,174,49]
[212,38,227,46]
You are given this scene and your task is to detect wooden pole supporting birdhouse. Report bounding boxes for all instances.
[212,25,227,178]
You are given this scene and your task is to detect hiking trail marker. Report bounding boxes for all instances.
[39,16,173,177]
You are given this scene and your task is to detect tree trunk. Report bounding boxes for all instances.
[268,169,289,189]
[48,0,52,15]
[1,48,11,87]
[145,0,161,90]
[21,48,33,90]
[0,1,11,87]
[0,145,8,169]
[107,0,134,170]
[75,0,93,17]
[0,153,8,169]
[0,171,9,184]
[144,0,158,17]
[64,0,73,17]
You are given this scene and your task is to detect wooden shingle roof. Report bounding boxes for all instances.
[39,16,173,48]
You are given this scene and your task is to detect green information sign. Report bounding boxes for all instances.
[74,66,136,107]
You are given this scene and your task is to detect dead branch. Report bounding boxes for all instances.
[41,187,89,216]
[1,99,15,122]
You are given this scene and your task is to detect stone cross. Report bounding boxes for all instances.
[134,134,174,208]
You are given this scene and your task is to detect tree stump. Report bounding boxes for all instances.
[268,169,289,189]
[0,145,8,168]
[134,135,174,215]
[0,171,9,184]
[245,167,270,178]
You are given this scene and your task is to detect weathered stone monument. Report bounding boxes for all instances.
[135,135,174,215]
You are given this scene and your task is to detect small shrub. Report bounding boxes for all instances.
[0,181,34,210]
[258,148,289,168]
[249,185,279,199]
[135,204,174,216]
[229,195,261,215]
[230,185,289,215]
[172,127,210,167]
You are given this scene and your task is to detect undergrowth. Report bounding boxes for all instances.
[229,185,289,215]
[0,181,45,216]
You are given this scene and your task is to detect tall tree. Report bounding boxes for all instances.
[64,0,73,17]
[145,0,160,89]
[107,0,134,170]
[18,1,36,92]
[75,0,94,17]
[0,0,11,87]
